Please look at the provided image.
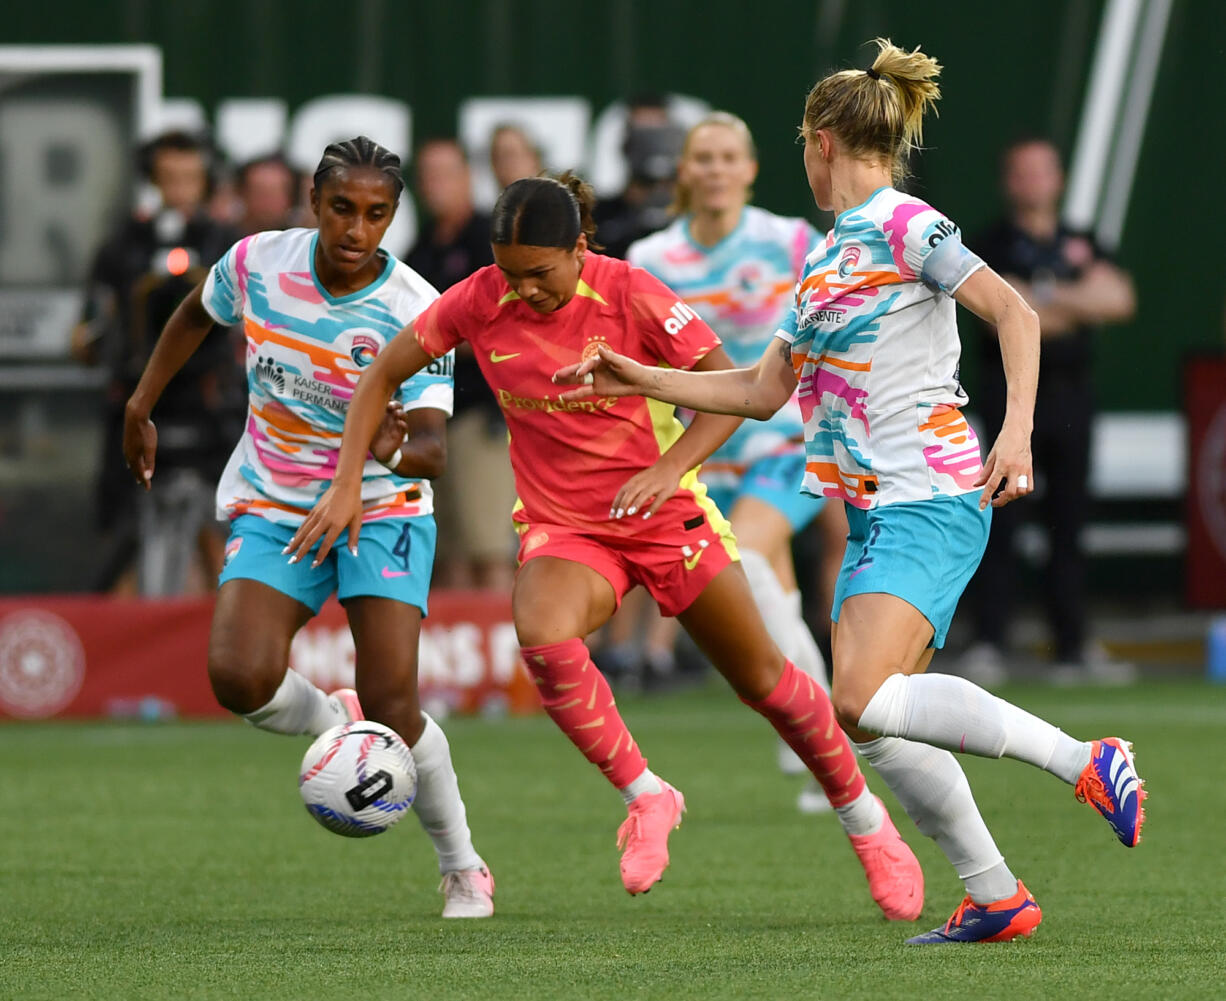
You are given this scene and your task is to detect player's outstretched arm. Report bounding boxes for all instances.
[123,283,215,490]
[956,266,1039,510]
[285,329,434,566]
[553,339,796,420]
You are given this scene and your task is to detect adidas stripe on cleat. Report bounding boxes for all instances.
[1075,737,1146,847]
[906,880,1042,945]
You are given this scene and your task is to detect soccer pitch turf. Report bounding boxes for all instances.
[2,680,1223,1000]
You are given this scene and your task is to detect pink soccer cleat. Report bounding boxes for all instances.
[846,796,925,920]
[616,780,686,894]
[331,688,364,723]
[439,866,495,919]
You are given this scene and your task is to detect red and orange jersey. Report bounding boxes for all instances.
[413,253,721,532]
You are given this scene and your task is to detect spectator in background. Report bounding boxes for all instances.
[234,153,299,235]
[73,129,240,596]
[594,94,687,259]
[489,123,543,189]
[406,138,515,590]
[960,137,1137,686]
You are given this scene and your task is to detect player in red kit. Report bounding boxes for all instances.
[288,174,922,917]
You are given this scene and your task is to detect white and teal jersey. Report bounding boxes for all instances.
[777,187,986,509]
[628,206,816,492]
[202,227,454,526]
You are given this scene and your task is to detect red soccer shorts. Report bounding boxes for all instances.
[515,493,740,617]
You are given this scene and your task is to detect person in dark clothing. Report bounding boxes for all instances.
[405,138,514,590]
[960,138,1136,685]
[593,95,687,259]
[74,130,240,594]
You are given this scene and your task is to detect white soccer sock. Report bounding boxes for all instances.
[411,716,487,873]
[242,669,347,737]
[620,767,663,805]
[833,785,884,836]
[410,713,485,874]
[784,590,830,693]
[858,672,1092,785]
[856,736,1018,903]
[739,549,830,691]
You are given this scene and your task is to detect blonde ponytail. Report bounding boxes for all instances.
[801,38,942,184]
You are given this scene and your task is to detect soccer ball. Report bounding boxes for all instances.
[298,721,417,837]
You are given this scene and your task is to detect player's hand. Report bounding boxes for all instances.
[974,422,1034,509]
[371,400,409,465]
[122,403,158,490]
[610,459,683,521]
[552,343,650,400]
[284,481,364,568]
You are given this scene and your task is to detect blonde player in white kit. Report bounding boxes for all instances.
[559,40,1146,944]
[626,113,845,812]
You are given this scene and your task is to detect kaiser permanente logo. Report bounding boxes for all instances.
[497,389,617,414]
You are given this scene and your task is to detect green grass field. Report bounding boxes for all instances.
[2,679,1223,1000]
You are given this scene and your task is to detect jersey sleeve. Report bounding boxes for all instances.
[396,349,455,417]
[201,235,254,326]
[774,282,802,345]
[897,207,985,296]
[411,278,471,358]
[627,266,720,370]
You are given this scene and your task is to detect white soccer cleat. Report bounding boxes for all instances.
[440,866,495,918]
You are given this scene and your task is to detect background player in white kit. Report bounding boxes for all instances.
[123,136,494,918]
[626,113,845,811]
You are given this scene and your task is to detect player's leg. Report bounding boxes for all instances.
[513,540,683,894]
[828,496,1143,933]
[208,516,351,735]
[830,602,1038,940]
[341,515,492,917]
[675,562,923,920]
[729,492,829,692]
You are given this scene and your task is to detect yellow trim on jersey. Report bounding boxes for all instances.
[498,290,520,306]
[644,367,739,563]
[574,279,608,305]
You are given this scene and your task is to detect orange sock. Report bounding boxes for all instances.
[521,638,648,790]
[744,660,867,807]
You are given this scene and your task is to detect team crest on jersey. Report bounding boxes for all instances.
[581,336,608,362]
[349,332,381,367]
[254,355,287,393]
[837,245,862,280]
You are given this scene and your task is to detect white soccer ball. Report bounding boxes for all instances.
[298,721,417,837]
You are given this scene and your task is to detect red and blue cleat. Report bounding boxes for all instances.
[906,880,1042,945]
[1075,737,1146,847]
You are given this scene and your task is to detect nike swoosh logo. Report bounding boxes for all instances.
[684,550,704,571]
[490,350,521,363]
[381,567,410,578]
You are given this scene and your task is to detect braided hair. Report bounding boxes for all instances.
[312,136,405,200]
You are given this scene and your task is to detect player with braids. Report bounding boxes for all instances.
[124,136,495,919]
[556,40,1147,943]
[290,171,927,918]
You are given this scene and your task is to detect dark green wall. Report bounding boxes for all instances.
[11,0,1224,410]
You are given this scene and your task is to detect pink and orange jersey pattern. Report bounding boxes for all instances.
[627,206,816,491]
[412,253,721,533]
[201,228,453,526]
[775,187,986,509]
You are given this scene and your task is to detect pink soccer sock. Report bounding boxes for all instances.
[744,659,867,808]
[521,638,648,790]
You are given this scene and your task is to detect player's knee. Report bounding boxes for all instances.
[206,643,282,715]
[830,680,870,732]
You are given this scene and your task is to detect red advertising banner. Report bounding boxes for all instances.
[0,592,540,721]
[1185,355,1226,608]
